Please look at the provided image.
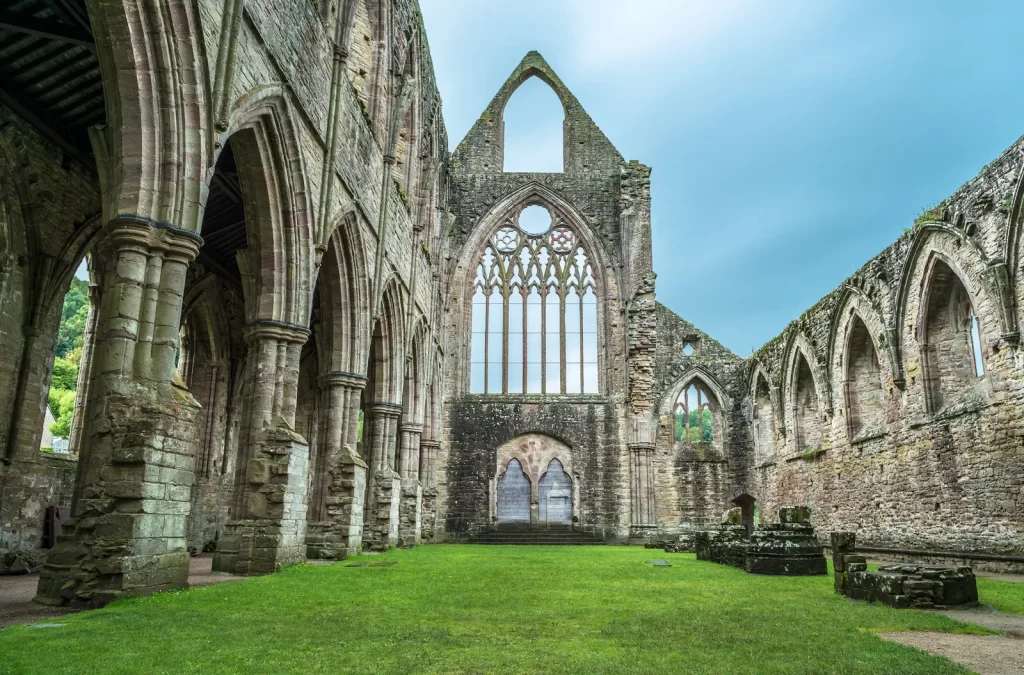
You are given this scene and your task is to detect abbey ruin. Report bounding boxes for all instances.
[0,0,1021,606]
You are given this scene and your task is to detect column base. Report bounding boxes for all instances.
[397,479,422,548]
[212,425,310,575]
[34,379,199,607]
[362,470,400,551]
[307,451,367,559]
[212,518,306,575]
[421,486,438,542]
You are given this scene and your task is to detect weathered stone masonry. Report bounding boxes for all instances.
[2,0,1023,607]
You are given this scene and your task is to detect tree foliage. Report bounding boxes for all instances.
[675,408,713,443]
[56,277,89,360]
[48,278,90,440]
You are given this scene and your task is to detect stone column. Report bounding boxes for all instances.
[306,372,368,560]
[362,404,401,550]
[397,422,422,547]
[36,217,203,607]
[419,438,440,542]
[212,321,311,575]
[629,443,656,528]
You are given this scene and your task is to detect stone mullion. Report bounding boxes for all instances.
[483,288,490,393]
[540,285,548,394]
[502,290,509,394]
[578,287,584,392]
[559,287,567,394]
[521,287,528,392]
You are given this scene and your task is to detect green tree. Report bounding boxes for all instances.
[55,278,89,359]
[47,388,76,438]
[51,356,78,391]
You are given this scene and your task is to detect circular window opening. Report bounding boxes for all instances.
[518,204,552,236]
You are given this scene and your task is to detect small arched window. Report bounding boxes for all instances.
[470,204,598,395]
[921,259,985,412]
[752,374,774,464]
[674,383,714,443]
[793,352,822,452]
[845,315,884,438]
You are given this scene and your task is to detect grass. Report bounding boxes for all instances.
[0,546,996,674]
[979,577,1024,614]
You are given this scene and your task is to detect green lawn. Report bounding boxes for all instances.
[979,576,1024,614]
[0,546,997,674]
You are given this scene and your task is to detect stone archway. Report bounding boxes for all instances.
[491,433,578,528]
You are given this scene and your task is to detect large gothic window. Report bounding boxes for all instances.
[470,204,598,394]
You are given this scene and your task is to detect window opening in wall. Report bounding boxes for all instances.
[845,316,884,439]
[922,260,984,412]
[753,375,774,464]
[793,353,822,452]
[44,265,91,454]
[970,314,984,377]
[502,76,564,173]
[674,383,713,442]
[682,342,695,357]
[470,205,598,394]
[518,204,551,235]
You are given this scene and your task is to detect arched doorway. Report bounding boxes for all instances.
[492,433,577,528]
[496,459,531,523]
[539,459,572,525]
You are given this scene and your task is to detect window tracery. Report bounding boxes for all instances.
[674,383,714,443]
[470,205,598,394]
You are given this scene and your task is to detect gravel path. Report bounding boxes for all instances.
[879,631,1024,675]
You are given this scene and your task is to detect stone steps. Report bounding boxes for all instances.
[469,530,605,545]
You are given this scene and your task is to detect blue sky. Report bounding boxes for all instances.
[420,0,1024,356]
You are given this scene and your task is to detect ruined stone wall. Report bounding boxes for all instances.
[0,0,451,576]
[0,108,99,553]
[743,137,1024,558]
[648,303,748,536]
[440,53,644,541]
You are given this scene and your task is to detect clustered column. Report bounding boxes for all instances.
[418,438,441,541]
[397,422,423,547]
[36,217,203,607]
[213,321,311,575]
[363,403,402,549]
[306,372,368,559]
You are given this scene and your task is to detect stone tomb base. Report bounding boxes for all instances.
[693,506,827,576]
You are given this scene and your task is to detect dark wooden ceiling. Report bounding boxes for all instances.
[0,1,249,286]
[0,0,101,166]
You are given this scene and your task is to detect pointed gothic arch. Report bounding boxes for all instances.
[222,90,315,327]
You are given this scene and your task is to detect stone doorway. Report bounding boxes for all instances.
[496,459,531,524]
[539,459,572,525]
[491,433,579,529]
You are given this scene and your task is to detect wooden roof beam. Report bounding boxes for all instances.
[0,10,94,48]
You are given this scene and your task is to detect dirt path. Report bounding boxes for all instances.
[0,555,245,629]
[879,631,1024,675]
